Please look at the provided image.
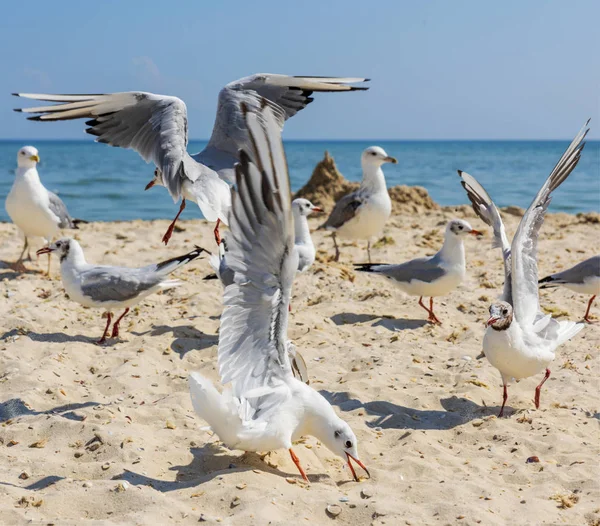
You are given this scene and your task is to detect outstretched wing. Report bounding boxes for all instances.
[458,170,512,303]
[218,98,298,409]
[196,74,369,182]
[511,120,590,326]
[14,92,195,201]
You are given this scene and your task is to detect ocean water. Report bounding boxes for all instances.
[0,139,598,222]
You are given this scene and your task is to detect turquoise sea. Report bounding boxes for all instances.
[0,139,598,222]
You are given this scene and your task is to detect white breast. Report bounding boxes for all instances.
[336,191,391,240]
[563,276,600,296]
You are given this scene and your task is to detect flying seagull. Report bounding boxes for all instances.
[189,100,369,483]
[14,74,369,245]
[458,119,589,416]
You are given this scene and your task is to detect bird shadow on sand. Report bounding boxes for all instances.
[0,397,102,423]
[0,328,96,345]
[131,325,218,358]
[0,263,44,281]
[112,445,321,490]
[0,475,65,491]
[321,390,493,430]
[330,313,428,332]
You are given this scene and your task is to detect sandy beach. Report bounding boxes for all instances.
[0,205,598,525]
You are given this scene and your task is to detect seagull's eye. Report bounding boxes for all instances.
[371,152,377,156]
[502,309,508,316]
[458,225,463,230]
[334,430,341,438]
[345,440,352,449]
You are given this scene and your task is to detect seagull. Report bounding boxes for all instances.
[5,146,84,274]
[37,238,205,344]
[355,219,481,324]
[458,119,589,416]
[14,74,369,245]
[204,199,323,286]
[189,100,369,483]
[539,255,600,323]
[292,198,323,273]
[319,146,396,262]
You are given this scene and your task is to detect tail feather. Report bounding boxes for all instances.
[154,246,206,275]
[188,373,241,446]
[354,263,388,273]
[555,320,584,347]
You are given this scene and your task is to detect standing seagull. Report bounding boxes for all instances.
[14,74,369,245]
[355,219,481,324]
[37,238,204,344]
[5,146,83,274]
[319,146,396,262]
[292,198,323,273]
[458,119,589,416]
[539,255,600,323]
[189,101,369,483]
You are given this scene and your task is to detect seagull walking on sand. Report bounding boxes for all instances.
[189,100,369,483]
[319,146,396,262]
[37,238,205,344]
[5,146,84,274]
[355,219,481,324]
[15,74,369,246]
[458,119,589,416]
[539,255,600,323]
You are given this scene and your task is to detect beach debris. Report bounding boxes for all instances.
[230,496,241,508]
[83,482,92,488]
[114,481,130,492]
[166,420,176,429]
[235,483,247,490]
[526,456,540,463]
[550,492,580,509]
[361,488,374,499]
[101,462,110,471]
[29,438,47,448]
[326,504,342,518]
[19,471,30,480]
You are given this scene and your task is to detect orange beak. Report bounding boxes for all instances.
[486,317,498,327]
[311,206,324,213]
[469,229,483,237]
[36,247,53,256]
[346,453,370,482]
[145,179,156,191]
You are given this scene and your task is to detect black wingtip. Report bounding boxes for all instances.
[203,273,218,281]
[27,115,43,121]
[457,169,464,176]
[13,108,23,113]
[348,86,369,91]
[11,93,20,97]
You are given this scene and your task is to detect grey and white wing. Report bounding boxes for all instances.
[320,190,365,230]
[539,255,600,287]
[512,120,589,327]
[14,91,197,201]
[47,191,75,229]
[355,255,447,284]
[218,99,298,410]
[196,74,369,182]
[79,267,161,303]
[458,170,513,303]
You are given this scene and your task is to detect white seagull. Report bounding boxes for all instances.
[355,219,481,324]
[14,74,369,246]
[319,146,397,262]
[37,239,204,344]
[292,198,323,273]
[458,119,589,416]
[189,100,369,483]
[539,255,600,323]
[5,146,84,274]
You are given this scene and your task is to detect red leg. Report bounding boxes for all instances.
[428,297,442,325]
[97,312,113,345]
[289,448,309,482]
[111,308,130,338]
[213,218,221,246]
[534,368,551,409]
[584,295,596,323]
[499,384,508,417]
[162,199,186,245]
[418,296,429,316]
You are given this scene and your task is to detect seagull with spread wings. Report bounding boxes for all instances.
[14,74,369,245]
[189,100,369,483]
[458,119,589,417]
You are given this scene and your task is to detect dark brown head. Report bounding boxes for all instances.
[487,301,513,331]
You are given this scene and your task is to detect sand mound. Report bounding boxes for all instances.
[294,151,440,215]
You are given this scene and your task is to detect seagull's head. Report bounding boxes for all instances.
[361,146,397,169]
[487,301,513,331]
[447,219,482,238]
[145,168,164,191]
[292,198,323,218]
[36,237,74,262]
[319,417,370,482]
[17,146,40,168]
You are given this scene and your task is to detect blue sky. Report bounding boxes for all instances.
[1,0,598,140]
